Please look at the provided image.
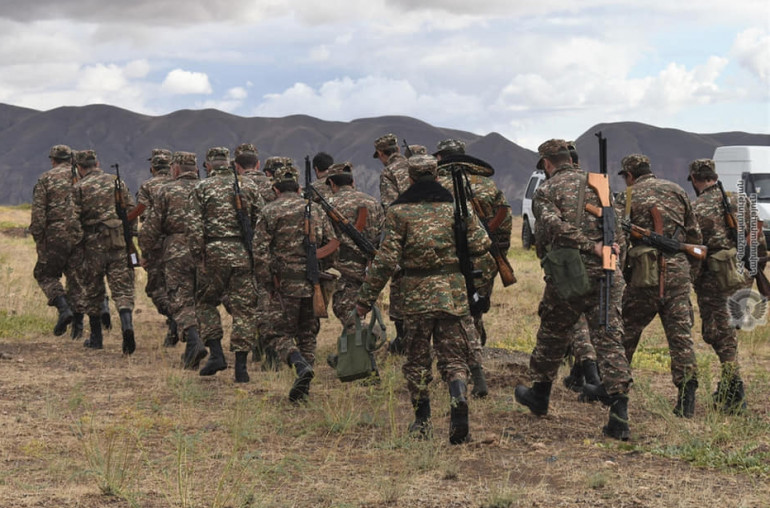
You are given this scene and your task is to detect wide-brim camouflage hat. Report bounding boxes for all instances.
[536,139,570,169]
[408,154,438,180]
[272,164,299,185]
[172,151,198,166]
[373,133,398,158]
[264,156,294,174]
[206,146,230,165]
[688,158,717,181]
[49,144,72,159]
[325,162,353,177]
[234,143,258,157]
[433,138,465,156]
[619,154,651,177]
[74,149,97,165]
[147,148,172,161]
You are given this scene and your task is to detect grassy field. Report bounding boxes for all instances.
[1,205,769,508]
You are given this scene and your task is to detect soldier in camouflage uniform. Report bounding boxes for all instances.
[138,151,208,370]
[188,147,264,382]
[374,133,411,354]
[311,152,334,203]
[688,159,766,413]
[514,139,633,441]
[234,143,276,205]
[251,164,337,402]
[30,144,80,336]
[407,145,427,156]
[357,155,495,444]
[71,150,137,354]
[614,154,701,417]
[134,149,177,346]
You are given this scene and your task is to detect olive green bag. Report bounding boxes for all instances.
[336,305,387,382]
[627,245,659,288]
[707,248,746,291]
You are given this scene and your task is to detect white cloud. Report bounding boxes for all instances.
[731,27,770,85]
[225,87,248,100]
[161,69,213,95]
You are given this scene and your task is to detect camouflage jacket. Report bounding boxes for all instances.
[533,164,621,279]
[30,162,77,243]
[358,180,491,316]
[311,176,333,203]
[379,152,410,210]
[136,169,173,219]
[437,154,513,250]
[252,192,337,297]
[138,172,199,263]
[187,166,264,269]
[71,167,135,247]
[327,185,384,281]
[615,173,702,281]
[243,169,276,204]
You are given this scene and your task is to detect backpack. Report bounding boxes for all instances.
[335,305,387,382]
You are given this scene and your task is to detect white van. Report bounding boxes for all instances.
[713,145,770,243]
[521,170,545,249]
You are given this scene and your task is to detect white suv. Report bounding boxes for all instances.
[521,170,545,250]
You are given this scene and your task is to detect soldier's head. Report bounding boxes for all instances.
[272,164,300,194]
[567,141,579,165]
[326,162,354,191]
[312,152,334,177]
[172,151,198,177]
[373,133,399,163]
[148,148,172,174]
[263,156,293,178]
[74,149,98,170]
[205,147,230,171]
[48,144,72,164]
[433,139,466,161]
[687,158,717,194]
[408,154,438,183]
[618,154,652,186]
[151,152,172,173]
[536,139,571,175]
[234,143,259,170]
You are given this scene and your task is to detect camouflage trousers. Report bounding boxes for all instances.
[622,283,697,386]
[195,264,257,352]
[332,277,361,333]
[695,272,739,368]
[402,311,473,401]
[531,277,632,395]
[569,315,596,362]
[75,241,134,315]
[165,254,197,333]
[261,293,319,366]
[145,251,171,317]
[388,272,404,321]
[34,238,87,313]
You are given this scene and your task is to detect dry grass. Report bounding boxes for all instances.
[1,206,769,507]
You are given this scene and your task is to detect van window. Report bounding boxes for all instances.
[525,176,541,199]
[747,174,770,201]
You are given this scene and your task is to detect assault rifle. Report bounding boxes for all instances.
[402,139,413,158]
[111,163,139,269]
[232,163,255,271]
[305,156,329,318]
[618,216,708,260]
[451,166,488,315]
[309,185,376,259]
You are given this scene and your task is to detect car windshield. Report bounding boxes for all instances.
[747,174,770,201]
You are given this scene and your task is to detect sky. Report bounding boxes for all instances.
[0,0,768,151]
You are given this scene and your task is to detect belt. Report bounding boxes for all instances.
[402,262,460,278]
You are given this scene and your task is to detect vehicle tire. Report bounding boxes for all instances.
[522,219,533,250]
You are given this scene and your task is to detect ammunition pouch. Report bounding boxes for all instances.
[627,245,659,288]
[103,219,126,250]
[707,248,747,291]
[541,248,591,300]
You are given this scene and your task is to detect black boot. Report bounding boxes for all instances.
[235,352,249,383]
[563,361,584,392]
[449,380,470,445]
[674,378,698,418]
[288,351,314,403]
[388,320,406,355]
[52,295,74,336]
[199,339,227,376]
[470,365,489,398]
[181,327,207,370]
[84,315,103,349]
[70,313,84,340]
[101,297,111,330]
[580,380,612,405]
[119,309,135,355]
[714,375,747,414]
[603,394,630,441]
[163,318,179,347]
[408,398,432,438]
[514,381,552,416]
[582,359,601,386]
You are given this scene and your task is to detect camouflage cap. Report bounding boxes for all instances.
[147,148,172,161]
[409,145,427,156]
[172,151,197,166]
[325,161,353,178]
[433,139,466,156]
[688,158,717,181]
[74,149,97,165]
[49,144,72,159]
[234,143,258,158]
[151,152,172,169]
[619,154,652,177]
[272,164,300,185]
[263,156,293,174]
[206,146,230,166]
[408,154,438,181]
[373,133,398,158]
[536,139,570,169]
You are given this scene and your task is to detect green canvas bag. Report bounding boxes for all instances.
[336,305,387,382]
[627,245,659,288]
[707,248,747,291]
[541,247,592,300]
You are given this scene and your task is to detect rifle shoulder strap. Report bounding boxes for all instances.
[624,187,632,221]
[574,172,588,228]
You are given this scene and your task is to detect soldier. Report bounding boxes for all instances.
[138,151,208,370]
[688,158,766,413]
[252,163,337,402]
[234,143,276,204]
[374,133,411,354]
[514,139,633,441]
[71,150,137,354]
[30,144,79,336]
[311,152,334,203]
[188,147,264,382]
[133,149,177,346]
[408,145,428,156]
[615,154,701,417]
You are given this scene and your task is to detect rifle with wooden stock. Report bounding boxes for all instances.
[231,163,255,272]
[304,156,331,317]
[617,215,708,260]
[111,163,139,269]
[309,185,376,259]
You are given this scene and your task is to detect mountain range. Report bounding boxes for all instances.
[1,103,768,212]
